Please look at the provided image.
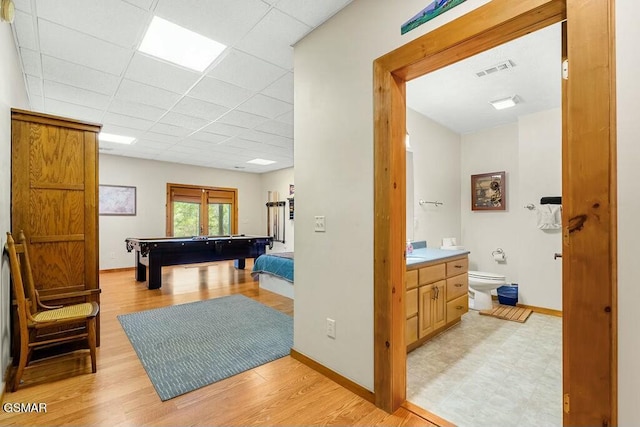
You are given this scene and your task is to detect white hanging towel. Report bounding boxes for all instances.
[537,204,562,229]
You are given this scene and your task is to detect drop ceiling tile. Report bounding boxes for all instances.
[164,144,203,155]
[148,122,192,137]
[202,122,246,137]
[29,95,44,111]
[42,56,121,95]
[133,138,173,148]
[172,97,229,121]
[26,75,42,97]
[216,110,268,129]
[275,110,294,125]
[123,0,155,11]
[103,112,155,131]
[237,94,292,119]
[115,79,182,109]
[44,80,111,110]
[36,0,149,48]
[154,0,269,47]
[241,129,293,147]
[14,0,32,13]
[254,119,293,138]
[159,112,210,130]
[141,131,183,144]
[108,99,167,122]
[262,72,294,103]
[187,76,253,108]
[14,10,37,50]
[235,9,310,69]
[20,48,42,77]
[180,138,222,149]
[189,131,230,144]
[38,20,131,76]
[44,98,103,123]
[276,0,352,28]
[100,124,147,139]
[207,49,288,92]
[125,53,201,94]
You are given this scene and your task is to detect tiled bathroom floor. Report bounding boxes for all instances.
[407,309,562,427]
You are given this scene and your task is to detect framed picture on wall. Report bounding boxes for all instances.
[471,171,505,211]
[99,185,137,215]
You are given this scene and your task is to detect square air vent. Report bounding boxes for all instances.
[475,60,516,77]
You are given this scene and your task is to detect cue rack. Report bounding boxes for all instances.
[266,191,286,243]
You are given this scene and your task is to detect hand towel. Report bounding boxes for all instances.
[537,205,562,229]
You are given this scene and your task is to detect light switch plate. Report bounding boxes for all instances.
[314,216,326,232]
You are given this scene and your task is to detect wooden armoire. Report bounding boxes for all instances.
[10,109,101,345]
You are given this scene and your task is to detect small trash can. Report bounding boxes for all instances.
[497,284,518,306]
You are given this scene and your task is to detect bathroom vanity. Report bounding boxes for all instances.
[406,247,470,352]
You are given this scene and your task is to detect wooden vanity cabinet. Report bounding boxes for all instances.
[406,254,468,351]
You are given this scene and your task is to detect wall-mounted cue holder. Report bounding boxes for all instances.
[287,197,294,220]
[266,190,287,243]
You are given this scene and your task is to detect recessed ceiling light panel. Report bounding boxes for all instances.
[247,158,276,165]
[139,16,227,72]
[99,132,137,144]
[489,95,520,110]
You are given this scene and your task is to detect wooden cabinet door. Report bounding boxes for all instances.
[433,281,447,331]
[418,284,434,338]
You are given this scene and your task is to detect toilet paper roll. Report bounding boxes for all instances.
[493,252,506,262]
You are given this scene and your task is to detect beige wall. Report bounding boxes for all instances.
[0,23,30,389]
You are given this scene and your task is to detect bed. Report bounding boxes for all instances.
[251,252,294,299]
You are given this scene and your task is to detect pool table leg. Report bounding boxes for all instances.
[135,252,147,281]
[147,259,162,289]
[234,259,246,269]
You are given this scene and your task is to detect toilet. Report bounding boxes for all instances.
[468,270,506,310]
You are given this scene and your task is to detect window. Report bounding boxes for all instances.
[166,183,238,237]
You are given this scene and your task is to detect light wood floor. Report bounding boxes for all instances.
[0,261,434,426]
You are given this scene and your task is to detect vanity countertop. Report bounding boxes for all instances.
[406,247,470,267]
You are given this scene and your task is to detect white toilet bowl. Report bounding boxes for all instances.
[468,270,506,310]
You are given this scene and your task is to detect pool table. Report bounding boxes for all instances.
[125,235,273,289]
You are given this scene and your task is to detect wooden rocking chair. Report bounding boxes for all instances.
[4,231,99,391]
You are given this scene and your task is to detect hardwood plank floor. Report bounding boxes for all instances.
[0,261,435,426]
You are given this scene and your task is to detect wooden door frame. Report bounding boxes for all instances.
[373,0,617,424]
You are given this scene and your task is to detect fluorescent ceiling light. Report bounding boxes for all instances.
[489,95,520,110]
[247,158,276,165]
[139,16,227,72]
[99,132,136,145]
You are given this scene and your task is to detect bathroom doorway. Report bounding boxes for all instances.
[372,0,617,425]
[403,22,563,426]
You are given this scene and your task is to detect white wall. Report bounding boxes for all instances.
[461,123,520,281]
[260,167,294,253]
[0,23,29,388]
[616,0,640,424]
[99,154,264,270]
[517,109,562,310]
[294,0,491,390]
[407,108,461,247]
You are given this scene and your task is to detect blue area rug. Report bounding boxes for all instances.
[117,294,293,401]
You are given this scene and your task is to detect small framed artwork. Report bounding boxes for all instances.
[99,185,137,216]
[471,171,506,211]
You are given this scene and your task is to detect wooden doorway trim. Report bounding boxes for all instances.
[372,0,617,424]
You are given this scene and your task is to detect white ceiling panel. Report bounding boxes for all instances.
[42,56,121,95]
[38,20,131,76]
[44,98,103,123]
[159,112,210,130]
[237,94,292,119]
[172,97,229,121]
[187,76,253,109]
[216,110,268,129]
[255,119,294,138]
[261,72,294,103]
[115,79,182,109]
[13,10,37,50]
[19,48,42,77]
[11,0,355,172]
[107,99,167,122]
[36,0,149,48]
[206,49,288,92]
[125,53,201,93]
[276,0,352,28]
[154,0,270,47]
[102,112,155,131]
[44,80,111,110]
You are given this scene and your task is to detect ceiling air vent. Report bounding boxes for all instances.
[475,60,516,77]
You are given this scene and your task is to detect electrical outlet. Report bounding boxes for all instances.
[326,318,336,338]
[314,216,326,232]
